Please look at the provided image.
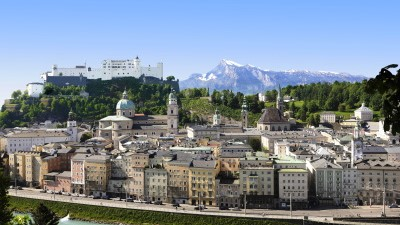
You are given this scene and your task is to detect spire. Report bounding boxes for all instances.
[277,84,282,101]
[241,96,248,112]
[122,88,128,99]
[68,109,75,121]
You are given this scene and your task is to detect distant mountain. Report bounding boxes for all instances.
[179,59,367,94]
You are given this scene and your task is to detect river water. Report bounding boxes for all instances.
[15,213,114,225]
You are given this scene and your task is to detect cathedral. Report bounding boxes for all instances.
[257,85,291,131]
[98,89,179,141]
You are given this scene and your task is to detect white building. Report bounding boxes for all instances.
[319,111,336,124]
[26,82,44,98]
[354,103,373,121]
[278,169,308,208]
[5,112,78,153]
[41,56,163,81]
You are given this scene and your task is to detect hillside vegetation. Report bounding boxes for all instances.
[0,79,383,129]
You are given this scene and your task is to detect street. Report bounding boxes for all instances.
[9,188,400,225]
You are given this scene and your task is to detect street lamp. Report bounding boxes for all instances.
[243,190,247,215]
[289,192,292,217]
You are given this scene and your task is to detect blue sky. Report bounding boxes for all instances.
[1,0,399,105]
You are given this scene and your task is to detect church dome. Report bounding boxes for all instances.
[116,90,135,110]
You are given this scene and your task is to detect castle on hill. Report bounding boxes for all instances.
[41,56,163,81]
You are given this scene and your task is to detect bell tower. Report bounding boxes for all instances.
[241,96,248,128]
[276,84,284,112]
[167,89,179,135]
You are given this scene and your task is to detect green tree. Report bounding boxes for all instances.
[249,138,261,151]
[10,215,32,225]
[366,64,400,134]
[338,103,346,112]
[166,76,175,81]
[80,133,93,143]
[11,90,22,100]
[31,203,59,225]
[0,163,13,225]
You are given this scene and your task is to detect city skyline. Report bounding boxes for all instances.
[1,0,399,104]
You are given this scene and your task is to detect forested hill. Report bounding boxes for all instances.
[0,79,383,129]
[0,77,176,128]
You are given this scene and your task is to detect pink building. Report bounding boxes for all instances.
[43,171,71,193]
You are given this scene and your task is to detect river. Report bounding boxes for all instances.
[15,213,114,225]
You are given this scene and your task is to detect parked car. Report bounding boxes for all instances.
[93,196,101,199]
[219,205,229,210]
[231,207,241,211]
[47,190,54,194]
[194,205,207,210]
[144,200,152,204]
[72,193,79,197]
[134,199,146,203]
[39,189,47,193]
[125,198,133,202]
[389,204,399,208]
[172,203,180,207]
[79,194,87,198]
[62,192,71,196]
[101,195,110,200]
[17,186,23,190]
[154,200,163,205]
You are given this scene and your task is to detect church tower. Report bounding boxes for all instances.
[276,84,284,112]
[67,110,78,142]
[213,108,221,126]
[351,120,363,167]
[241,96,248,128]
[167,89,179,135]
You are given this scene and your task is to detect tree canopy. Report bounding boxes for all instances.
[31,203,59,225]
[366,64,400,134]
[0,162,13,225]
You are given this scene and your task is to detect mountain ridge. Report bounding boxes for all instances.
[180,59,367,94]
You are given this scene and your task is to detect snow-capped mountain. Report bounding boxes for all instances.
[179,59,367,94]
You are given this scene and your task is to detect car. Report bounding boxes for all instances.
[144,200,152,204]
[17,186,23,190]
[39,189,47,193]
[79,194,87,198]
[389,204,399,208]
[72,193,79,197]
[154,200,163,205]
[125,198,133,202]
[9,186,14,189]
[101,195,110,200]
[93,196,101,199]
[172,203,180,207]
[231,207,241,211]
[47,190,54,194]
[62,192,71,196]
[194,205,207,210]
[219,205,229,210]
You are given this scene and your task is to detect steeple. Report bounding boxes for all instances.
[122,88,128,99]
[213,108,221,126]
[276,84,284,112]
[167,88,179,135]
[241,96,248,128]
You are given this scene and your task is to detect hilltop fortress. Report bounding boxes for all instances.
[41,56,163,82]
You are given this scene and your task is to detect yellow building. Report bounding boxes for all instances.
[9,151,43,187]
[126,151,149,200]
[163,152,191,204]
[189,159,220,206]
[85,155,111,195]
